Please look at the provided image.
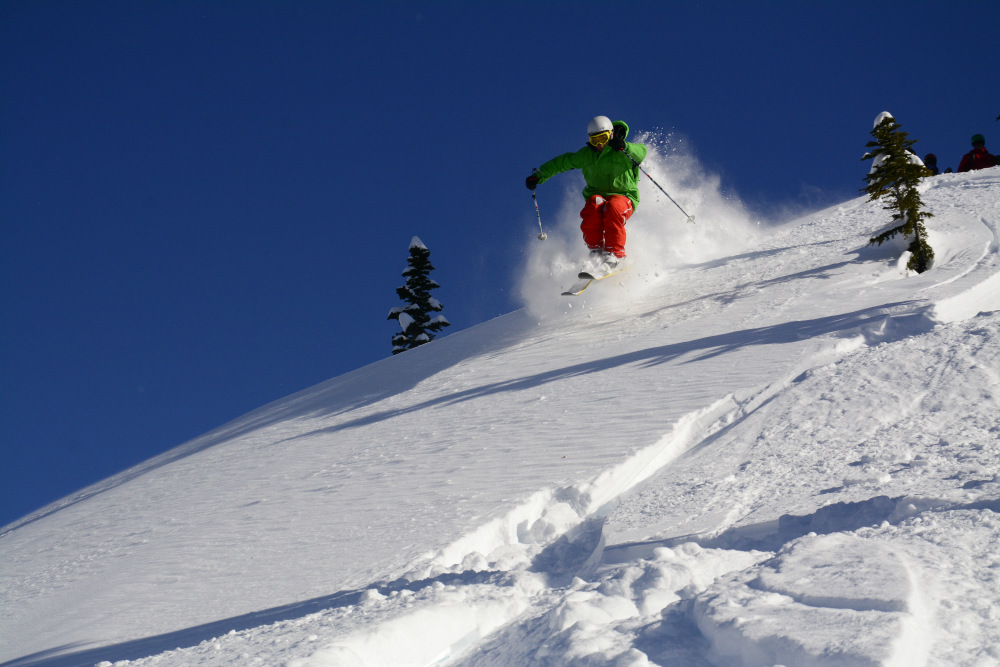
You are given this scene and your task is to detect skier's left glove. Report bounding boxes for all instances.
[525,173,540,190]
[608,125,627,152]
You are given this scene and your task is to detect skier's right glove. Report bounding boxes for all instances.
[608,124,627,152]
[525,173,540,190]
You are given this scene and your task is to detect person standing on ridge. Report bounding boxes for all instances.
[525,116,648,273]
[923,153,940,176]
[957,134,997,172]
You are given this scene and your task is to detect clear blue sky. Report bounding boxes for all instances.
[2,1,996,527]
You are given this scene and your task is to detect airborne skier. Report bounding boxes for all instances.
[526,116,648,275]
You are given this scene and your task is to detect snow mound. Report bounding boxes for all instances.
[693,533,922,667]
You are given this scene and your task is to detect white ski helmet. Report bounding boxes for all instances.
[587,115,613,136]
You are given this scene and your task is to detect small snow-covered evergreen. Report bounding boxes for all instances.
[861,111,935,273]
[387,236,450,354]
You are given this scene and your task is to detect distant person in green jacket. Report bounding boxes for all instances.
[526,116,648,271]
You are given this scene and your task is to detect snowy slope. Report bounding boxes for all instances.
[1,164,998,667]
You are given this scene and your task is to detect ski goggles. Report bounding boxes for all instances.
[588,130,612,147]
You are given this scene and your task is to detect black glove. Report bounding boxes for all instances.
[608,125,627,152]
[526,173,540,190]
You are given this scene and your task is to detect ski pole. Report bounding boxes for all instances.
[627,155,695,224]
[532,191,547,240]
[531,170,547,240]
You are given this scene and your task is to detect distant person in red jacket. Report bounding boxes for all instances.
[957,134,997,172]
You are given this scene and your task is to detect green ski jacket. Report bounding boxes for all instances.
[535,120,648,209]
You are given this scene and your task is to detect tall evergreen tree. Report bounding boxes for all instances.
[861,111,935,273]
[387,236,450,355]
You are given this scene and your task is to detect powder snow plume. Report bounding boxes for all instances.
[518,130,763,319]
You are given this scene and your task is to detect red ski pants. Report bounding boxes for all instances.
[580,194,633,258]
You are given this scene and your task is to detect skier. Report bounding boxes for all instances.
[526,116,648,274]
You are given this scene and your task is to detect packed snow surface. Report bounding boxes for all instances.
[2,161,998,667]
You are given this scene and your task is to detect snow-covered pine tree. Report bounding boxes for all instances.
[861,111,935,273]
[387,236,450,355]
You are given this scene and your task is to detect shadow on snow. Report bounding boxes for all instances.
[286,301,934,442]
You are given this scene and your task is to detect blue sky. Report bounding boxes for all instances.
[1,0,997,528]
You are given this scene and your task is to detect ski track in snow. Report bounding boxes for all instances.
[2,168,999,667]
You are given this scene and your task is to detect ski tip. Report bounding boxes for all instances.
[562,278,592,296]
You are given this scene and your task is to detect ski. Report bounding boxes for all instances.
[578,266,627,281]
[561,277,594,296]
[561,267,627,296]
